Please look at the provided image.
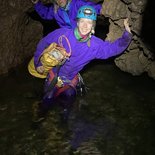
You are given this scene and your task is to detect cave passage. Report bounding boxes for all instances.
[0,1,155,154]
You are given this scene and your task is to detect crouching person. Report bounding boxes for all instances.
[31,5,132,125]
[28,39,75,124]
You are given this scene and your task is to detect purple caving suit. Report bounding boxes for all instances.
[34,28,132,114]
[34,0,102,29]
[34,28,132,80]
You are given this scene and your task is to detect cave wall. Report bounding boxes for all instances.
[0,0,155,79]
[102,0,155,79]
[0,0,42,74]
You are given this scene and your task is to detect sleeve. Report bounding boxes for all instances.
[34,1,54,20]
[34,37,50,68]
[34,29,66,68]
[95,30,132,59]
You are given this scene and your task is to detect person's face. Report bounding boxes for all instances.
[55,0,67,8]
[78,18,94,36]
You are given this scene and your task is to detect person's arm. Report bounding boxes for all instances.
[34,29,64,71]
[34,37,50,74]
[95,18,132,59]
[32,0,55,20]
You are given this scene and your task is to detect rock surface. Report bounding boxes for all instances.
[102,0,155,80]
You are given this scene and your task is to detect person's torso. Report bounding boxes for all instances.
[55,29,99,80]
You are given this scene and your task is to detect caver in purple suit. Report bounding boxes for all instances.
[34,0,102,29]
[34,27,132,121]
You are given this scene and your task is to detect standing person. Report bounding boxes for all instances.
[32,5,132,124]
[31,0,102,29]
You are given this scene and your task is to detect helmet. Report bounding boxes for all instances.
[77,5,97,21]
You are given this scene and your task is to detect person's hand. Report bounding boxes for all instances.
[31,0,40,4]
[36,66,44,74]
[124,18,131,33]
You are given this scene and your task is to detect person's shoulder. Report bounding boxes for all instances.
[44,28,73,41]
[47,28,73,37]
[52,28,72,33]
[45,28,67,37]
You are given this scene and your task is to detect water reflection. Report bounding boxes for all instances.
[0,61,155,154]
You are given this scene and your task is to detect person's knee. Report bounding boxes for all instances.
[57,86,77,106]
[61,86,76,99]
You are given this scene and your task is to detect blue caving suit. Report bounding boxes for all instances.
[34,0,102,29]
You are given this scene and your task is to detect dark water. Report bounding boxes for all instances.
[0,60,155,155]
[141,0,155,52]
